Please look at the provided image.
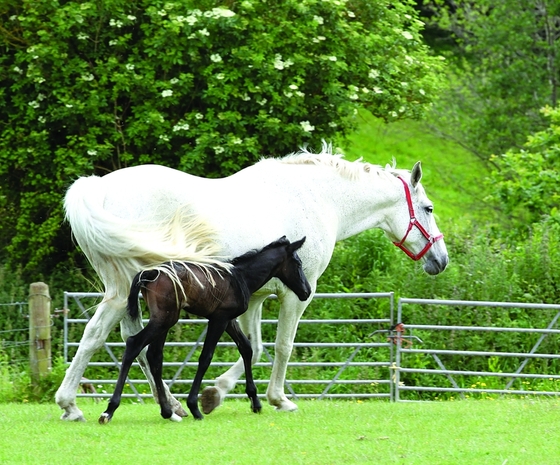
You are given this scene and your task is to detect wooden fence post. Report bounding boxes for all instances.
[29,282,51,384]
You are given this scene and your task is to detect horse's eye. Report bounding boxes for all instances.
[425,206,433,214]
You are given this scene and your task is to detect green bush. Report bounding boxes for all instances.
[0,0,444,275]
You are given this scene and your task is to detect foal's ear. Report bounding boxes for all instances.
[289,236,306,252]
[411,161,422,188]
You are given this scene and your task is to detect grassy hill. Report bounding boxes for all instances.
[342,111,497,229]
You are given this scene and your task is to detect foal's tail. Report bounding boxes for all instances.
[127,270,158,319]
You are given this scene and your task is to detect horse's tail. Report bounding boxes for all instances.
[64,174,231,297]
[127,271,143,319]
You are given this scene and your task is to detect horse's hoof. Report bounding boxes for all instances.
[272,398,298,412]
[200,387,222,415]
[98,413,111,425]
[60,411,86,422]
[169,413,182,422]
[172,403,189,418]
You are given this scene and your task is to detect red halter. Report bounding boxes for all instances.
[392,176,444,261]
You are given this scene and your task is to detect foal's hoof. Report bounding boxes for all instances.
[98,412,111,425]
[200,387,222,415]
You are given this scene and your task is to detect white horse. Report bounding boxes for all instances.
[56,145,448,421]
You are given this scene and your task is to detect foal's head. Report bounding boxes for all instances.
[268,236,311,301]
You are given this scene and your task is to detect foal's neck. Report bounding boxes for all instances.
[237,255,280,294]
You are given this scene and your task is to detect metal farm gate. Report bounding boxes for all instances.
[63,292,560,402]
[63,292,395,401]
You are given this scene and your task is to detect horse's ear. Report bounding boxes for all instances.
[411,161,422,188]
[289,236,306,252]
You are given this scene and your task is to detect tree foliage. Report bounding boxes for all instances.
[0,0,445,275]
[424,0,560,161]
[488,105,560,228]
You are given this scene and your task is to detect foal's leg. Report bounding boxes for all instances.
[56,297,127,422]
[201,295,266,414]
[187,318,230,420]
[120,312,187,418]
[99,323,161,424]
[145,332,182,422]
[225,320,262,414]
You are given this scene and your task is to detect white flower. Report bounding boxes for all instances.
[289,84,298,90]
[170,78,179,84]
[109,39,118,46]
[210,54,222,63]
[241,93,251,101]
[212,7,235,18]
[295,91,305,98]
[37,93,45,101]
[185,15,198,25]
[87,149,97,156]
[65,104,73,108]
[401,31,414,40]
[34,77,45,83]
[401,82,408,87]
[373,87,383,94]
[362,87,370,93]
[126,64,135,71]
[28,101,40,109]
[273,54,285,70]
[368,69,380,79]
[348,11,355,18]
[214,146,225,154]
[328,122,337,127]
[159,135,170,141]
[300,121,315,132]
[199,28,210,36]
[419,89,426,96]
[284,91,293,98]
[157,10,167,17]
[195,113,204,119]
[257,98,267,105]
[173,123,190,131]
[313,15,324,25]
[77,33,89,40]
[328,56,337,61]
[349,94,359,100]
[216,73,225,80]
[13,66,22,74]
[161,90,173,97]
[109,19,123,28]
[9,15,17,21]
[390,111,398,118]
[232,137,242,144]
[38,116,46,123]
[127,15,136,21]
[82,73,94,81]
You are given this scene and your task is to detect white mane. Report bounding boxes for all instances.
[262,142,409,181]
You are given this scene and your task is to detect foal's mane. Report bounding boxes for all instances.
[266,142,408,181]
[230,237,289,266]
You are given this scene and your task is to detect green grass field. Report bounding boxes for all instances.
[1,399,559,464]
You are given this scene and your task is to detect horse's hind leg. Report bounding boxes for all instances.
[56,297,127,422]
[226,320,261,414]
[145,332,181,422]
[120,312,188,418]
[99,325,157,424]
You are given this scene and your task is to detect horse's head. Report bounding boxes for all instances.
[387,162,448,275]
[273,236,312,301]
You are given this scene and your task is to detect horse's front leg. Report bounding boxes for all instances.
[225,320,261,414]
[120,312,188,418]
[200,296,266,415]
[56,297,127,422]
[187,319,229,420]
[267,292,313,411]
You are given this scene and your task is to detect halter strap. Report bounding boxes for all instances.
[392,176,443,261]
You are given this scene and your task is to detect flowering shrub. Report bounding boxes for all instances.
[0,0,444,273]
